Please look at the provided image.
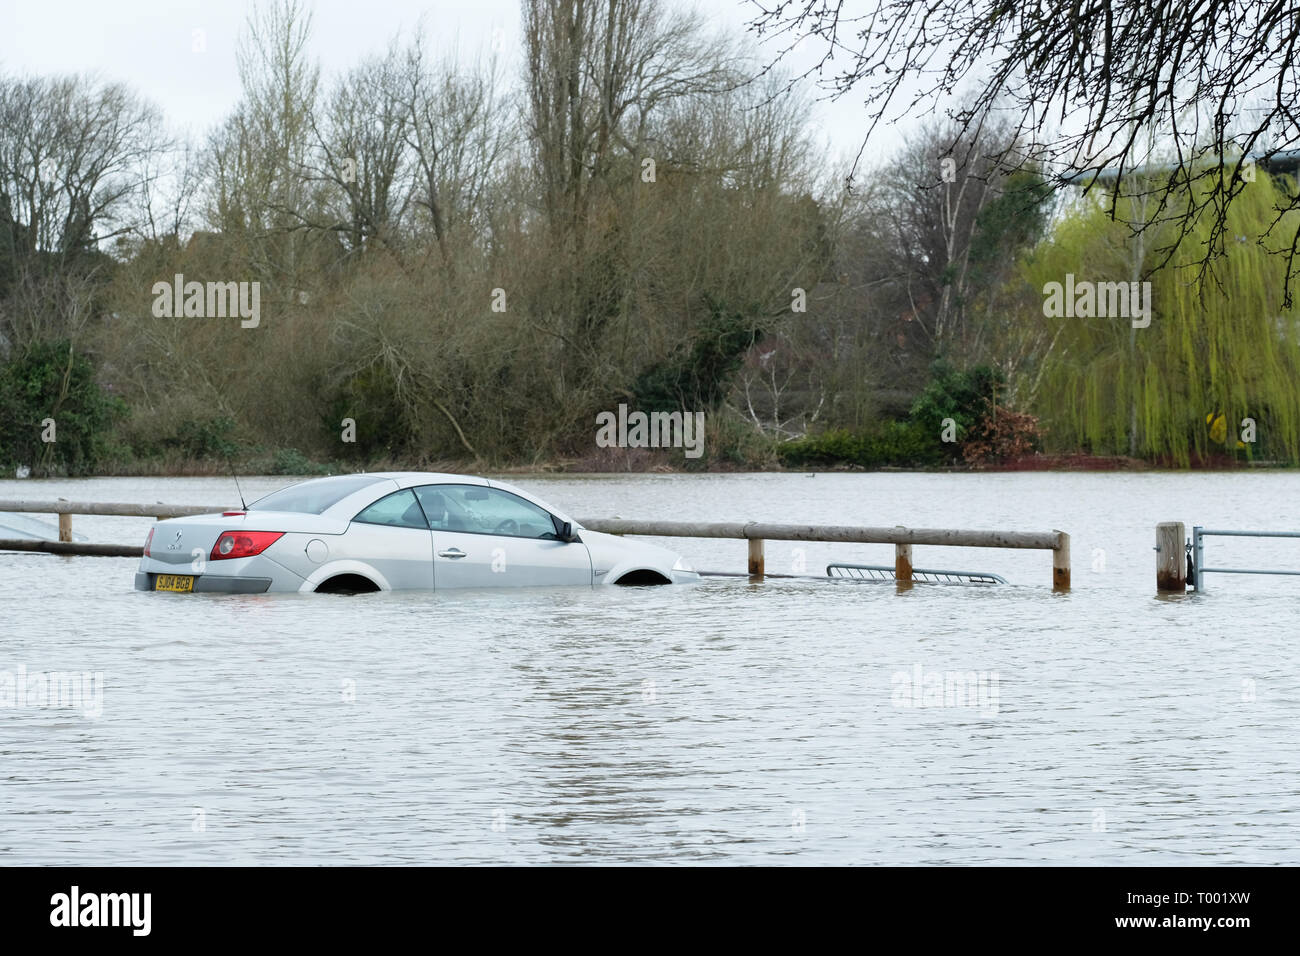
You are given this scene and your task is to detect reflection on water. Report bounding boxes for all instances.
[1,472,1298,864]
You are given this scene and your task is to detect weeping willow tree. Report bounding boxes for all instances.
[1019,167,1300,465]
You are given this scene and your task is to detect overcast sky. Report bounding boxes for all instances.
[0,0,927,175]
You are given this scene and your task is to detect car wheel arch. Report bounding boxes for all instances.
[300,559,391,593]
[315,573,381,594]
[611,568,672,585]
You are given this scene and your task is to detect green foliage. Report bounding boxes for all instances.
[777,361,1035,468]
[966,169,1054,284]
[1025,171,1300,465]
[778,420,943,468]
[329,367,409,460]
[269,447,329,475]
[164,417,238,460]
[909,360,1006,448]
[0,340,125,475]
[632,296,765,412]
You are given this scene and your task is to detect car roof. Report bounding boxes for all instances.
[312,472,577,527]
[364,472,489,488]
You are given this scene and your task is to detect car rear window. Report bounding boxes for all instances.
[248,475,390,515]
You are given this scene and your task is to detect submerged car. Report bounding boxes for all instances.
[134,472,698,593]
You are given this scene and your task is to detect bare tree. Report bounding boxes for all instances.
[206,0,322,294]
[138,137,201,244]
[750,0,1300,300]
[306,40,414,257]
[524,0,742,242]
[0,75,164,259]
[398,31,511,267]
[869,114,1049,358]
[0,72,165,348]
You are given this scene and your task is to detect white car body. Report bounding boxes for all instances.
[134,472,698,593]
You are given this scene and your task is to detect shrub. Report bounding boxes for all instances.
[165,417,238,460]
[0,340,125,475]
[699,411,781,469]
[961,399,1041,465]
[631,296,764,412]
[909,360,1005,455]
[328,367,410,461]
[861,420,946,466]
[777,428,862,467]
[778,420,943,468]
[268,447,330,475]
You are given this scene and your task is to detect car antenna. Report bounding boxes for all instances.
[224,448,248,511]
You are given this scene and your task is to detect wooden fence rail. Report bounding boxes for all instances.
[0,500,1071,589]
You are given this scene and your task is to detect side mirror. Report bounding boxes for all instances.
[558,521,580,543]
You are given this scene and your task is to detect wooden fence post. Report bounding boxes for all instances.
[1156,522,1186,592]
[748,538,764,577]
[895,542,913,583]
[1053,532,1071,591]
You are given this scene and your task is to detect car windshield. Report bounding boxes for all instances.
[248,475,390,514]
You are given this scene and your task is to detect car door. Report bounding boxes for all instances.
[344,488,435,589]
[413,484,592,588]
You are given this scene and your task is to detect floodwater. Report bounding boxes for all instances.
[1,471,1298,865]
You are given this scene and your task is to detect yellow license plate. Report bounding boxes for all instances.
[155,574,194,592]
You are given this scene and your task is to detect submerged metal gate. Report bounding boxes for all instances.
[827,563,1007,585]
[1191,526,1300,590]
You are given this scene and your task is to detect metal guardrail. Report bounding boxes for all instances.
[1190,526,1300,590]
[827,563,1007,585]
[0,500,1071,588]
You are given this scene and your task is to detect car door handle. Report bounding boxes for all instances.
[437,548,467,559]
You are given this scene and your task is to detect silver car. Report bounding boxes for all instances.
[134,472,698,594]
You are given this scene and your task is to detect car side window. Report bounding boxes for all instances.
[353,489,429,529]
[414,484,559,539]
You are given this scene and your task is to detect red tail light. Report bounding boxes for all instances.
[143,527,154,556]
[210,530,284,561]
